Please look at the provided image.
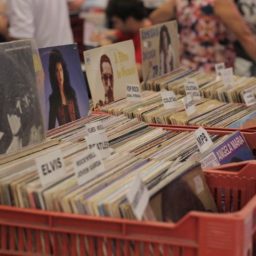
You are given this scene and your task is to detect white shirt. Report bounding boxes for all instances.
[7,0,74,48]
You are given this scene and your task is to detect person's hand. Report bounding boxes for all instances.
[90,29,117,46]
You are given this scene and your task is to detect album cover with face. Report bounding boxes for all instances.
[39,44,90,130]
[140,20,180,82]
[83,40,140,109]
[0,40,45,155]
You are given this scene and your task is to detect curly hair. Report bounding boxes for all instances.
[106,0,147,22]
[48,49,75,102]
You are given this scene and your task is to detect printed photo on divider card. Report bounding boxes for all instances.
[0,40,45,155]
[39,44,90,130]
[140,20,180,81]
[83,40,140,108]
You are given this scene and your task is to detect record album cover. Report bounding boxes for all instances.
[200,131,254,170]
[140,20,180,82]
[83,40,140,108]
[149,161,217,222]
[39,44,90,130]
[0,40,45,155]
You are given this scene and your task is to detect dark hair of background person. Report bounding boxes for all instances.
[106,0,147,27]
[159,25,172,52]
[48,49,76,102]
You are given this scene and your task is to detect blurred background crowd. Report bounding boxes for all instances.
[1,0,255,76]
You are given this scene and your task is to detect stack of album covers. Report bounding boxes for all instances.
[0,112,254,223]
[0,113,225,223]
[81,23,256,129]
[199,76,256,104]
[142,67,211,92]
[143,66,256,105]
[83,38,256,129]
[101,92,256,129]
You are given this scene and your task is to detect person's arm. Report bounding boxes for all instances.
[6,0,34,40]
[149,0,176,25]
[214,0,256,61]
[90,29,118,46]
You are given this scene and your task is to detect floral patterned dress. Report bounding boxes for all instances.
[176,0,237,72]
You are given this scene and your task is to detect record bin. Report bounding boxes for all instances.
[0,161,256,255]
[149,123,256,152]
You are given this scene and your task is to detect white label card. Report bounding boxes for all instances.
[86,133,111,159]
[35,149,65,187]
[220,68,234,89]
[86,121,105,135]
[215,63,225,77]
[195,127,213,153]
[161,90,177,109]
[74,149,105,186]
[243,91,256,107]
[127,175,150,220]
[183,95,196,116]
[185,79,201,101]
[126,84,142,101]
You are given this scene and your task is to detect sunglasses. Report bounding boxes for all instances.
[102,74,113,83]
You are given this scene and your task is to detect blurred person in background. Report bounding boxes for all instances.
[7,0,85,48]
[93,0,151,79]
[150,0,256,74]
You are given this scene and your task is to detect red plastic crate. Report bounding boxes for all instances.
[0,161,256,255]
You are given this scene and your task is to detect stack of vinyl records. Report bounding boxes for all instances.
[102,93,256,128]
[0,114,224,222]
[143,67,256,105]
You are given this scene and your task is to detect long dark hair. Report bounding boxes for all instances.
[159,25,171,53]
[48,49,75,102]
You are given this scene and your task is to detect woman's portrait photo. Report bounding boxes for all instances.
[39,45,90,130]
[159,24,174,75]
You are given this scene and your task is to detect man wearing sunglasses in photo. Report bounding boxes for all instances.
[97,54,114,107]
